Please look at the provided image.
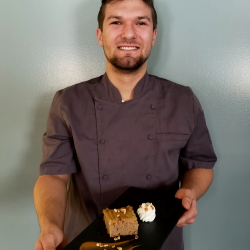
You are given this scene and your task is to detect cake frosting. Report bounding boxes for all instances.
[137,203,156,222]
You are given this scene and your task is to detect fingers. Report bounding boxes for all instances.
[176,199,198,227]
[34,234,60,250]
[175,188,198,227]
[182,196,192,210]
[34,225,65,250]
[35,240,43,250]
[41,234,57,250]
[57,235,68,250]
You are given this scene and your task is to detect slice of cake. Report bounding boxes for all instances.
[103,206,139,237]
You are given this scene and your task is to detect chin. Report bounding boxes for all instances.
[109,57,147,72]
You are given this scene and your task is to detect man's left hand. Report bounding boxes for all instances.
[175,188,198,227]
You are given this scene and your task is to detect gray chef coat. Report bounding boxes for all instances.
[40,72,217,249]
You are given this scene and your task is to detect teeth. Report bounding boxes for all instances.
[119,47,138,50]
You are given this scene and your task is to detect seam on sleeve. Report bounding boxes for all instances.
[186,87,196,133]
[57,90,66,122]
[57,90,72,134]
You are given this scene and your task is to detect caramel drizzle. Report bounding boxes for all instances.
[80,239,140,250]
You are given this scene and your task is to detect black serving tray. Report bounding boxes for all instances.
[63,187,186,250]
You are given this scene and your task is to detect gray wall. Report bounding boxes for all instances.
[0,0,249,249]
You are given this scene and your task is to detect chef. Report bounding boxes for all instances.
[34,0,217,250]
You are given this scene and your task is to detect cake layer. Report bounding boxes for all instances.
[103,206,139,237]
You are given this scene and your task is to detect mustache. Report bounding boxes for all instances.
[117,39,140,45]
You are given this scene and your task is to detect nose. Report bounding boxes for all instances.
[122,23,136,40]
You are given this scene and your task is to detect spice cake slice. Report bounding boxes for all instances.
[103,206,139,237]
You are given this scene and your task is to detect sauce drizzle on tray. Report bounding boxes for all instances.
[80,239,140,250]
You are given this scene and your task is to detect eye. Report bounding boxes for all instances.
[137,22,147,26]
[111,21,121,25]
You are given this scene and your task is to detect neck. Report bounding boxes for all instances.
[106,62,147,101]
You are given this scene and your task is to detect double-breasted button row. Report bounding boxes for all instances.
[98,104,155,110]
[99,136,153,143]
[102,175,151,181]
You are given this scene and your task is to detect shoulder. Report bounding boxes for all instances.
[57,75,102,96]
[148,74,194,98]
[55,75,103,102]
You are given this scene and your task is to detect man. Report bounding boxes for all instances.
[34,0,217,249]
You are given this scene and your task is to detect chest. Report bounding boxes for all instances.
[63,85,194,208]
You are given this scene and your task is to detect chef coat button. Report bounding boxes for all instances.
[148,134,154,140]
[146,175,152,180]
[97,104,103,110]
[151,104,156,110]
[99,138,105,144]
[102,175,109,181]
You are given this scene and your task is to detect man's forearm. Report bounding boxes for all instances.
[34,175,68,231]
[180,168,213,200]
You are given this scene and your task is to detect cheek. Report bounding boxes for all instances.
[104,34,116,47]
[142,39,154,51]
[141,34,154,45]
[105,28,119,39]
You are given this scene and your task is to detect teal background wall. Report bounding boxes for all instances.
[0,0,249,249]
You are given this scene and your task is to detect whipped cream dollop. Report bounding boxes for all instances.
[137,203,156,222]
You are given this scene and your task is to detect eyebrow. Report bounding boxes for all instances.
[107,15,152,22]
[138,16,151,22]
[107,15,122,20]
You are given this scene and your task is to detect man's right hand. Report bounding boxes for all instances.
[34,225,67,250]
[34,175,69,250]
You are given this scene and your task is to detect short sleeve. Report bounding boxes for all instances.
[179,91,217,170]
[40,91,78,175]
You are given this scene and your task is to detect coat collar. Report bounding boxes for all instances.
[96,72,150,102]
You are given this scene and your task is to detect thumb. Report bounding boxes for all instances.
[182,196,192,210]
[41,234,58,250]
[57,235,68,250]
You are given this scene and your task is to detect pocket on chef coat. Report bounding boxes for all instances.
[150,132,190,185]
[155,132,189,143]
[154,132,190,165]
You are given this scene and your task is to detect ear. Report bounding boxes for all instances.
[151,29,158,47]
[96,28,104,47]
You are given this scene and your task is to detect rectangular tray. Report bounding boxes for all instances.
[63,187,186,250]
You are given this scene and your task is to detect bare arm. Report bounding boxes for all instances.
[34,174,69,250]
[175,168,213,227]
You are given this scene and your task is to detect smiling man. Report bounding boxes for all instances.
[34,1,217,250]
[96,0,157,101]
[97,0,157,74]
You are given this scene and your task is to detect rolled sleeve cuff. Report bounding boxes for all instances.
[40,164,77,176]
[180,157,216,170]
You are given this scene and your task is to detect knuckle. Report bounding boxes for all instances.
[188,218,195,224]
[193,209,198,217]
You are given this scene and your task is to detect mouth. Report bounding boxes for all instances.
[118,46,139,51]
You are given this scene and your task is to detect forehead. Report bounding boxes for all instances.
[104,0,152,20]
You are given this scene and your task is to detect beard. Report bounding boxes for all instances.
[104,48,150,74]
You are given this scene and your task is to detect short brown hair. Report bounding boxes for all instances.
[97,0,158,31]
